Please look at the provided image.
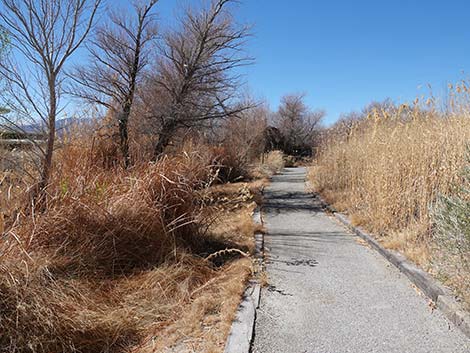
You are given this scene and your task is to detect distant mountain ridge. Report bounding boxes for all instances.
[20,117,96,136]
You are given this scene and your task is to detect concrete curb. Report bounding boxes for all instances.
[224,207,264,353]
[223,283,259,353]
[317,196,470,339]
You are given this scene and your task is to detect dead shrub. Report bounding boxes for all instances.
[249,150,285,179]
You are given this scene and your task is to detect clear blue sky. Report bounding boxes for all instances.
[124,0,470,124]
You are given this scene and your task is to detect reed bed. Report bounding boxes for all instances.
[310,96,470,305]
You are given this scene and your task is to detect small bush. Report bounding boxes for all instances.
[433,166,470,265]
[283,155,296,167]
[264,150,285,174]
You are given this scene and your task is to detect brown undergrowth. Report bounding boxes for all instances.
[140,180,267,352]
[0,134,274,352]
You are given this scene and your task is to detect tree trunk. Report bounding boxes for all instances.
[118,109,130,168]
[119,20,142,169]
[40,118,55,189]
[153,122,175,160]
[36,81,57,207]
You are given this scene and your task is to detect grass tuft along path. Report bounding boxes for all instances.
[252,168,469,353]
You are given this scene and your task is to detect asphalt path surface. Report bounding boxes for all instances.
[252,167,469,353]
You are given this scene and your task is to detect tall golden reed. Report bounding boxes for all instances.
[314,117,468,229]
[310,86,470,303]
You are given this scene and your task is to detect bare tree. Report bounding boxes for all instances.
[142,0,252,158]
[219,102,268,161]
[361,98,396,117]
[0,0,101,198]
[276,93,324,156]
[69,0,158,167]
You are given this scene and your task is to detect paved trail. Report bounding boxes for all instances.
[252,167,469,353]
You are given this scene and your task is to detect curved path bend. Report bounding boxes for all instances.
[252,167,469,353]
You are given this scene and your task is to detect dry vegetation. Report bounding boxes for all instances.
[0,0,300,350]
[310,86,470,306]
[0,129,284,352]
[250,150,285,180]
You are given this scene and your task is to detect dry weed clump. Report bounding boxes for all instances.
[0,137,258,352]
[250,150,285,179]
[0,261,140,353]
[170,139,251,184]
[34,145,212,276]
[209,145,250,183]
[0,251,241,353]
[310,95,470,304]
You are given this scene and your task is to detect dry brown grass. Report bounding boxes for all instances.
[310,95,470,305]
[0,132,263,352]
[136,180,264,352]
[249,150,285,179]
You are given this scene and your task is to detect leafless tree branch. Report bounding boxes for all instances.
[0,0,102,201]
[67,0,158,167]
[139,0,253,158]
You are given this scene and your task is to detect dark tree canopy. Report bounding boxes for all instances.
[275,93,324,157]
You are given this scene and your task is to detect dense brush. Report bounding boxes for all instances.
[0,137,252,352]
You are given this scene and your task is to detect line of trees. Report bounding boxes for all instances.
[0,0,252,201]
[0,0,326,206]
[206,92,325,170]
